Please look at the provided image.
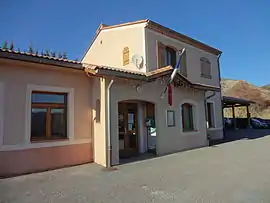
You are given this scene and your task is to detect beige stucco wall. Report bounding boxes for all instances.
[82,23,147,72]
[91,77,108,166]
[145,28,223,139]
[145,28,220,87]
[109,79,208,165]
[0,60,93,147]
[206,92,224,140]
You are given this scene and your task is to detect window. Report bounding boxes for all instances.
[31,91,67,141]
[182,103,194,131]
[207,102,215,128]
[165,47,176,67]
[200,57,211,78]
[157,42,176,68]
[157,42,187,75]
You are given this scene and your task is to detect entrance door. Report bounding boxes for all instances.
[118,102,138,158]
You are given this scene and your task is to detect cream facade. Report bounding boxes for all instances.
[145,27,223,139]
[0,19,223,176]
[83,20,223,167]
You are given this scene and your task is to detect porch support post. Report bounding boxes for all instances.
[246,105,251,128]
[232,105,236,130]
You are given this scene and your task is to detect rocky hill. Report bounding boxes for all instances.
[221,79,270,118]
[262,84,270,91]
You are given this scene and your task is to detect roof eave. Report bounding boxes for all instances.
[146,20,222,56]
[0,50,83,70]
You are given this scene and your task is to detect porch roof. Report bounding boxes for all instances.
[84,64,220,92]
[223,96,255,108]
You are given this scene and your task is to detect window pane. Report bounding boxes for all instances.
[31,108,47,140]
[207,103,214,128]
[51,108,67,139]
[32,92,66,104]
[182,104,194,131]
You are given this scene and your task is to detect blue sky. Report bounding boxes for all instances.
[1,0,269,86]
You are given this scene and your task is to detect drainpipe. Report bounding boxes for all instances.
[204,53,222,142]
[217,53,225,137]
[204,91,216,142]
[106,78,114,168]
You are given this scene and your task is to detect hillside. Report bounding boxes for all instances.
[221,79,270,119]
[262,84,270,91]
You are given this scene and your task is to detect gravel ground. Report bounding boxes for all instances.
[1,132,270,203]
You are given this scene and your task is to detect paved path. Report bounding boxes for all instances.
[2,135,270,202]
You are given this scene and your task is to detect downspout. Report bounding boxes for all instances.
[204,53,222,141]
[106,78,114,168]
[217,53,224,137]
[204,91,216,142]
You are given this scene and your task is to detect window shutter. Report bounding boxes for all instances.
[180,52,187,76]
[200,57,211,78]
[205,60,211,76]
[200,58,205,75]
[123,47,129,66]
[157,41,166,68]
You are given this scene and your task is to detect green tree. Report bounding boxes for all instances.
[58,52,63,58]
[35,49,38,55]
[51,51,56,57]
[62,51,67,59]
[40,50,44,56]
[9,41,14,51]
[2,41,8,49]
[28,44,34,53]
[17,48,21,52]
[45,49,50,57]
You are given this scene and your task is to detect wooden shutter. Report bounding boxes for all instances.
[205,60,211,76]
[200,57,211,78]
[180,52,187,76]
[170,49,176,68]
[200,57,205,75]
[123,47,129,66]
[157,41,166,68]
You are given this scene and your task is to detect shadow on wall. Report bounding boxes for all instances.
[210,129,270,146]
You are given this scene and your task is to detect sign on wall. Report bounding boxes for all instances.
[166,110,175,127]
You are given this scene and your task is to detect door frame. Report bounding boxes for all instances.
[118,101,139,157]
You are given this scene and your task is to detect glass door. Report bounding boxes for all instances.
[118,102,138,158]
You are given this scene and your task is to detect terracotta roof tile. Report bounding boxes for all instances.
[0,48,80,64]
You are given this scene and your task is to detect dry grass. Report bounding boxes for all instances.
[222,80,270,118]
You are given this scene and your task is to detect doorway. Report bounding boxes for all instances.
[118,102,138,158]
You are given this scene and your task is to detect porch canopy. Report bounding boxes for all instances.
[222,96,255,129]
[84,64,221,92]
[223,96,255,108]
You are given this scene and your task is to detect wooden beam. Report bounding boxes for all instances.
[232,105,236,129]
[246,105,251,128]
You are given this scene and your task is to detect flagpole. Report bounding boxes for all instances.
[160,48,186,101]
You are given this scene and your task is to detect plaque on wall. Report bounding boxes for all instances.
[166,110,175,127]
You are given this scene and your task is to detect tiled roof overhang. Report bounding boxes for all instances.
[0,49,83,70]
[84,64,220,92]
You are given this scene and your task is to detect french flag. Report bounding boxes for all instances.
[167,48,186,106]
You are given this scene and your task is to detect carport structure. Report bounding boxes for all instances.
[223,96,255,129]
